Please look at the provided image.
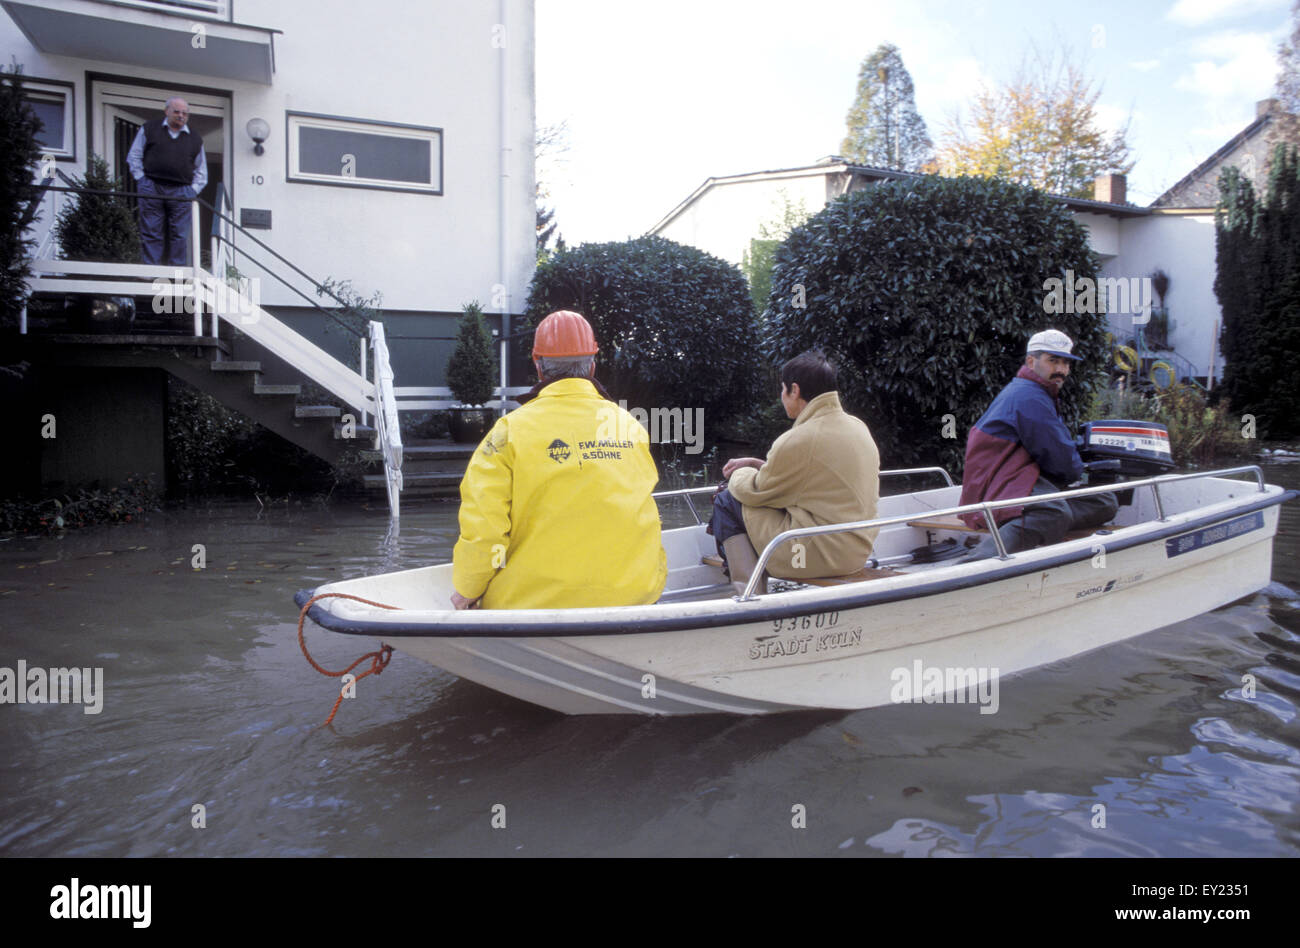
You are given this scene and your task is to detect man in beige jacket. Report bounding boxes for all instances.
[711,350,881,594]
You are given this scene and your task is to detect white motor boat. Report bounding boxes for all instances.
[296,455,1296,716]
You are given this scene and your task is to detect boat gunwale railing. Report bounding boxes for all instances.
[729,464,1270,600]
[654,466,956,525]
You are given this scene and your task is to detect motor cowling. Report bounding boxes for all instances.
[1077,419,1177,477]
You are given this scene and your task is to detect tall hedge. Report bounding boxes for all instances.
[0,67,43,330]
[1215,145,1300,438]
[523,235,761,433]
[765,175,1107,474]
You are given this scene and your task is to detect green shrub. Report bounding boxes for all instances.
[0,476,161,535]
[765,175,1107,474]
[165,376,334,493]
[54,154,139,263]
[0,66,43,331]
[523,235,761,437]
[1086,381,1249,466]
[445,301,497,406]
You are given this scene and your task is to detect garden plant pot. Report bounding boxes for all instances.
[448,407,494,443]
[66,295,136,334]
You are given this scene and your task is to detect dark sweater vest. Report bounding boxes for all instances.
[142,120,202,185]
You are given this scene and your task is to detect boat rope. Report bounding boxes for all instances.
[297,592,401,726]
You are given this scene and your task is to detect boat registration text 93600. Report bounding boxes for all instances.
[750,614,861,660]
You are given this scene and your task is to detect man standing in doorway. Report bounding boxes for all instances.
[127,97,207,267]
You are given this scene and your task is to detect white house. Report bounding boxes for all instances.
[3,0,535,504]
[3,0,536,384]
[650,156,1228,384]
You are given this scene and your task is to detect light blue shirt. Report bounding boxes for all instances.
[126,120,208,195]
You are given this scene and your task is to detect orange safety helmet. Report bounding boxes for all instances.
[532,310,600,359]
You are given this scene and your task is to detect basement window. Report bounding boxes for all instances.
[287,113,442,194]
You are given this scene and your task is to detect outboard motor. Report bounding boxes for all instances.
[1077,419,1177,505]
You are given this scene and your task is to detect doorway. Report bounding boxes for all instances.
[91,81,230,270]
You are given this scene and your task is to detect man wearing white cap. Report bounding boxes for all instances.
[958,329,1117,558]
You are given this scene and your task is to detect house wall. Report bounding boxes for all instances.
[653,172,832,267]
[1073,212,1120,257]
[1103,212,1222,381]
[5,0,536,384]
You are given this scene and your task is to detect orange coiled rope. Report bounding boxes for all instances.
[297,592,401,726]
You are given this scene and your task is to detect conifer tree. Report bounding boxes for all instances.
[0,66,43,329]
[841,44,933,172]
[1215,143,1300,436]
[446,301,498,406]
[55,154,140,263]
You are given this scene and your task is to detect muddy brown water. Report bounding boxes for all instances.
[1,463,1298,857]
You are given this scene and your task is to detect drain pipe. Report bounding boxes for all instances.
[497,0,511,412]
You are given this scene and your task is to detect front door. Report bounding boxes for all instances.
[92,82,230,270]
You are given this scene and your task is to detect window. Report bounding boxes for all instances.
[287,113,442,194]
[23,79,75,160]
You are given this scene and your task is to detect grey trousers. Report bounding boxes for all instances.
[969,476,1119,557]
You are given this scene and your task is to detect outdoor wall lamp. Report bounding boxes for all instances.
[246,117,270,155]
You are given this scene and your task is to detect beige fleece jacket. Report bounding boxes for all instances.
[727,391,880,579]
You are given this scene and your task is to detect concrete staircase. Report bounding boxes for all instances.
[362,440,474,496]
[18,333,374,468]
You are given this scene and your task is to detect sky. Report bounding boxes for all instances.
[535,0,1295,245]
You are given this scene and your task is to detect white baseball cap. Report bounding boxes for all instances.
[1027,329,1082,361]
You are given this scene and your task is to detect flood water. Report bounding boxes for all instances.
[1,461,1298,858]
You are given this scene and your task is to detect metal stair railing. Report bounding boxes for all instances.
[367,320,403,521]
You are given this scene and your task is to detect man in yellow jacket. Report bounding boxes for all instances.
[713,350,880,594]
[451,310,667,610]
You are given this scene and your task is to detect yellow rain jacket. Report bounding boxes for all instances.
[452,377,667,609]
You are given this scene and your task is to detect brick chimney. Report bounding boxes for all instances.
[1257,98,1278,119]
[1094,173,1127,205]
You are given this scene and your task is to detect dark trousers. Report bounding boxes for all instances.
[138,177,193,267]
[970,476,1119,557]
[709,488,749,562]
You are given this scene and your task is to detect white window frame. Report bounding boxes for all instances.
[286,112,442,195]
[24,79,75,161]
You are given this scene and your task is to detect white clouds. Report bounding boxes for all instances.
[1130,59,1162,71]
[1174,29,1281,120]
[1095,102,1138,135]
[1166,0,1288,26]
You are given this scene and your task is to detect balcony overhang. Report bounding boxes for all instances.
[2,0,277,85]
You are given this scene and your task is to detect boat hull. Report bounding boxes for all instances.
[296,478,1294,715]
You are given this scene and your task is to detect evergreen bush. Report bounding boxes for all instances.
[1215,145,1300,438]
[0,66,43,330]
[54,154,140,263]
[523,235,761,435]
[445,301,497,406]
[765,175,1107,474]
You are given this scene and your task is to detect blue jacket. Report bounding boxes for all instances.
[959,365,1083,525]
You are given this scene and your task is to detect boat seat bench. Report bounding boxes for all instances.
[905,514,1110,542]
[699,555,902,587]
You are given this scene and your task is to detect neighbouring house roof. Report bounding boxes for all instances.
[648,157,1146,236]
[1151,107,1277,210]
